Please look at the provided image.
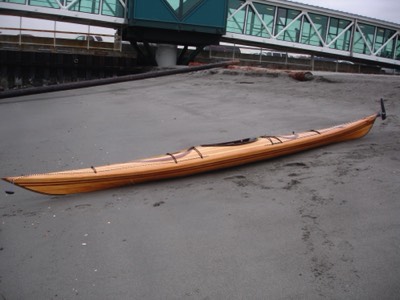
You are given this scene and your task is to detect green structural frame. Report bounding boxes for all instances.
[1,0,399,65]
[225,0,400,63]
[128,0,228,35]
[0,0,127,21]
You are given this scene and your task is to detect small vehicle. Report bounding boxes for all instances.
[76,35,103,42]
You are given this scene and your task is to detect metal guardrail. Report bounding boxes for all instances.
[204,43,384,73]
[0,26,123,52]
[206,44,312,69]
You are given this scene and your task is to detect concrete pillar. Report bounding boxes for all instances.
[156,44,177,67]
[311,55,315,71]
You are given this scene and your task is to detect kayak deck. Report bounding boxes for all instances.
[3,114,378,195]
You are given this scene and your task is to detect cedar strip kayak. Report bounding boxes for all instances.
[2,104,386,195]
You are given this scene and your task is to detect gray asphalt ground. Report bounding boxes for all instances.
[1,69,399,299]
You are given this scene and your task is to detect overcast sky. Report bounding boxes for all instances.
[290,0,400,24]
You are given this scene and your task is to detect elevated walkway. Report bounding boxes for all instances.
[1,0,399,67]
[223,0,400,67]
[0,0,126,26]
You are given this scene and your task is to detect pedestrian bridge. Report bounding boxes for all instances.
[0,0,127,25]
[224,0,400,67]
[1,0,399,67]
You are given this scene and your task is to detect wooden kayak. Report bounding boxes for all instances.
[2,103,386,195]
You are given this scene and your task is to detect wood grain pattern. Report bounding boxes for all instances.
[2,114,378,195]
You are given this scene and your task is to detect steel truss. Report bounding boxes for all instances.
[0,0,127,26]
[1,0,399,66]
[224,0,400,66]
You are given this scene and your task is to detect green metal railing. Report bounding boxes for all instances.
[0,0,127,23]
[225,0,400,64]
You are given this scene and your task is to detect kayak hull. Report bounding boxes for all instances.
[3,114,378,195]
